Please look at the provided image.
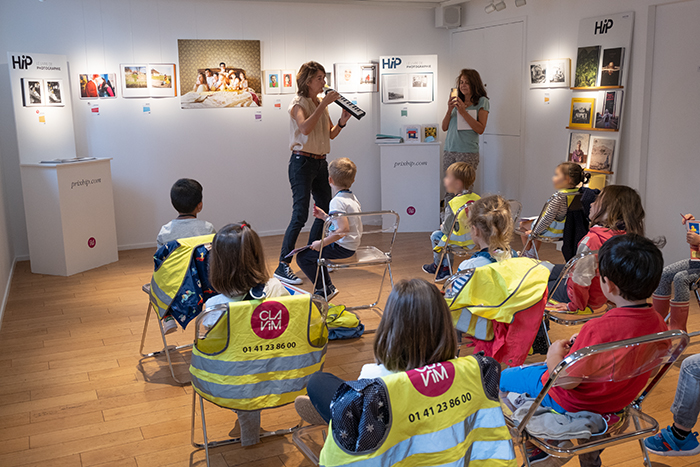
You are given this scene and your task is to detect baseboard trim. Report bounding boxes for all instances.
[0,257,17,332]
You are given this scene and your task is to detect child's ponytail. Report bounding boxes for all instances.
[557,162,589,187]
[468,195,514,261]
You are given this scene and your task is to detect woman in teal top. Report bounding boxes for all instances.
[442,69,490,174]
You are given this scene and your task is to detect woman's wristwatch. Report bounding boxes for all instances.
[338,120,346,128]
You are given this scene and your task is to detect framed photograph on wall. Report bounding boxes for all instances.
[148,64,176,97]
[264,70,281,95]
[569,97,596,129]
[79,74,118,99]
[546,58,570,88]
[22,78,44,106]
[358,63,378,93]
[121,64,149,98]
[588,137,615,173]
[281,69,295,94]
[334,63,359,93]
[529,60,547,88]
[568,132,590,166]
[44,79,64,106]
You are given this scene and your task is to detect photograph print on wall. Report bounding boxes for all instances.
[121,64,149,98]
[22,78,44,106]
[529,60,547,88]
[358,63,378,93]
[45,79,64,106]
[264,70,281,95]
[148,64,176,97]
[546,58,570,88]
[588,137,616,173]
[569,97,596,129]
[568,133,590,166]
[281,69,295,94]
[78,74,117,99]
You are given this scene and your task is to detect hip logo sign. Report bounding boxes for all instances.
[408,361,455,397]
[87,237,96,248]
[251,301,289,339]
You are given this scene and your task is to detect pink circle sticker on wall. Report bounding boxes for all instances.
[87,237,96,248]
[407,206,416,215]
[251,301,290,339]
[407,361,456,397]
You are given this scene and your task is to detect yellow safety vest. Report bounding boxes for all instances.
[434,192,481,252]
[149,234,215,318]
[189,294,328,411]
[446,258,549,340]
[319,356,516,467]
[541,188,579,238]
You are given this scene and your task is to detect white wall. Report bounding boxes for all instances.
[454,0,684,220]
[0,135,16,330]
[0,0,450,256]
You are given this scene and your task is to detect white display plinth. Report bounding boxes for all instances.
[20,158,118,276]
[379,142,441,232]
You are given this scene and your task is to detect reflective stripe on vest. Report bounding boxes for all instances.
[319,356,516,467]
[541,189,578,238]
[189,294,328,410]
[435,192,481,252]
[447,258,549,337]
[150,234,215,318]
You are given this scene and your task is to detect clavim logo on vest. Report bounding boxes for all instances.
[407,361,456,397]
[251,301,290,339]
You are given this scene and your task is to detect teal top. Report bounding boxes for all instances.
[444,96,490,154]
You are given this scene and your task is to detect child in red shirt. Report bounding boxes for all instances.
[500,234,668,466]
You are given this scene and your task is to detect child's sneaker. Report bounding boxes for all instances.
[294,395,327,426]
[162,315,177,335]
[527,441,573,466]
[275,262,303,285]
[644,426,700,456]
[314,284,339,301]
[422,262,438,275]
[435,266,451,283]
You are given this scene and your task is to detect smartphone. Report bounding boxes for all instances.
[450,88,459,99]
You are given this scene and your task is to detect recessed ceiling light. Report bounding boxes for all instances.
[515,0,527,6]
[494,1,506,11]
[485,2,496,13]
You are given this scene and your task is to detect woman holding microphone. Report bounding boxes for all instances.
[442,69,490,174]
[275,61,352,285]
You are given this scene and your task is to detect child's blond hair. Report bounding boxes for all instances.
[468,195,513,260]
[329,157,357,189]
[446,162,476,190]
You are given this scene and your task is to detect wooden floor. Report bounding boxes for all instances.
[0,233,698,467]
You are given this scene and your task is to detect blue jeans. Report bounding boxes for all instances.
[673,353,700,428]
[430,230,451,267]
[306,371,344,423]
[500,364,566,413]
[296,242,355,290]
[280,154,332,263]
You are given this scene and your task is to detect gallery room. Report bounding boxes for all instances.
[0,0,699,465]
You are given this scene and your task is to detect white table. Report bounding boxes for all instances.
[20,158,118,276]
[378,142,441,232]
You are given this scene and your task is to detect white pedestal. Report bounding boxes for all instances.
[20,158,119,276]
[379,142,441,232]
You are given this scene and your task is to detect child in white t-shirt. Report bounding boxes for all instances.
[296,158,362,300]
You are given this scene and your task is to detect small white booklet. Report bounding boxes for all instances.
[457,109,478,131]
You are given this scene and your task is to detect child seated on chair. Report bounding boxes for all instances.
[458,194,516,271]
[500,234,668,466]
[548,185,645,313]
[652,213,700,333]
[156,178,216,334]
[202,222,289,446]
[423,162,480,282]
[296,158,362,300]
[519,162,590,258]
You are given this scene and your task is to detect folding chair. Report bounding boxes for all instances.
[139,234,215,384]
[516,191,582,260]
[508,199,523,225]
[684,277,700,338]
[432,200,477,281]
[502,330,690,467]
[316,210,399,312]
[190,294,329,467]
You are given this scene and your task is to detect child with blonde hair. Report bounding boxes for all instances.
[423,162,480,281]
[458,194,516,271]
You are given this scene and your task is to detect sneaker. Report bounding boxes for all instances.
[644,426,700,457]
[527,441,573,466]
[314,285,339,301]
[274,262,303,285]
[162,315,177,335]
[294,396,327,426]
[435,266,451,283]
[422,262,438,275]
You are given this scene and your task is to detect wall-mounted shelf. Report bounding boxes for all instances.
[585,168,614,175]
[570,86,624,91]
[566,127,619,132]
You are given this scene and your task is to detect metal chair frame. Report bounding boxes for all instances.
[190,295,329,466]
[316,210,399,312]
[516,192,583,260]
[138,283,192,385]
[504,330,690,467]
[433,201,476,282]
[292,424,327,466]
[682,276,700,338]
